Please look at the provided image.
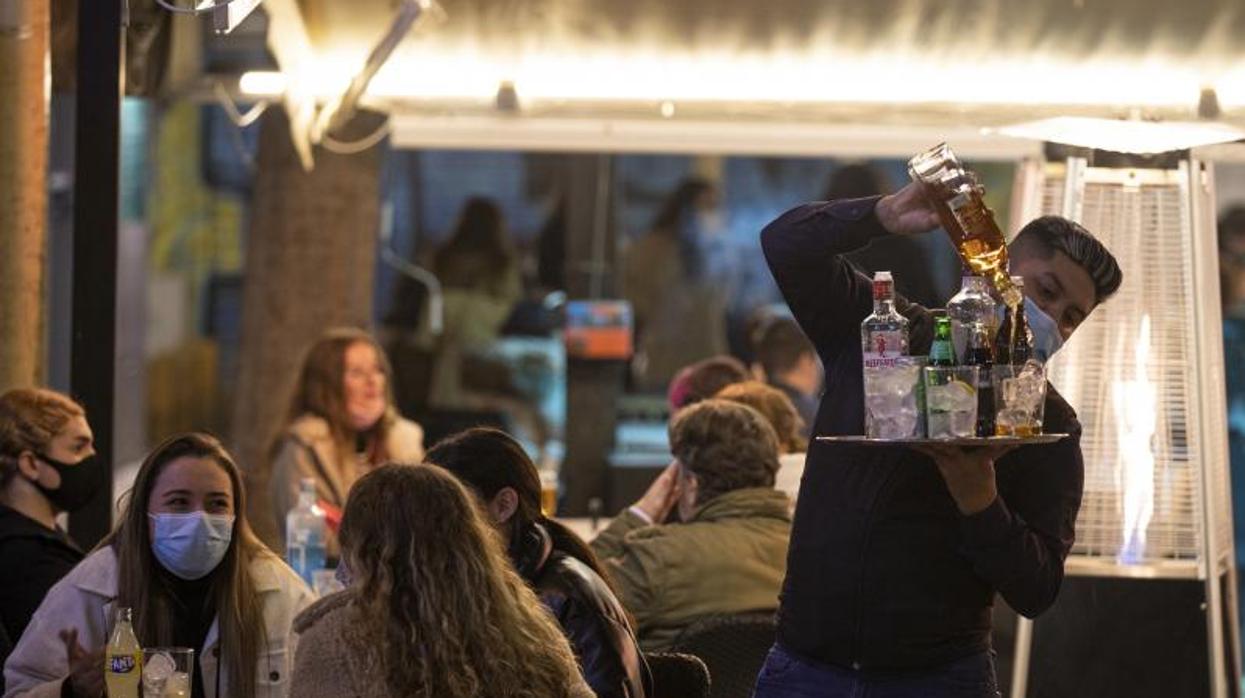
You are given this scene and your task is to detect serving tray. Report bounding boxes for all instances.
[815,434,1069,447]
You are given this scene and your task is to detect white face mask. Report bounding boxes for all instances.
[149,512,235,580]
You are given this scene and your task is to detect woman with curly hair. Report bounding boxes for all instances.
[289,464,593,698]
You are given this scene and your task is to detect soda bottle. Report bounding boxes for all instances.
[994,277,1034,366]
[907,143,1023,310]
[929,314,955,367]
[860,271,909,368]
[964,322,996,438]
[286,478,326,586]
[946,274,999,363]
[104,607,142,698]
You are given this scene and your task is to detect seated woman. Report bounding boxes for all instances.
[289,464,593,698]
[268,328,424,553]
[427,429,649,698]
[713,381,808,507]
[0,389,98,668]
[4,432,314,698]
[591,400,792,651]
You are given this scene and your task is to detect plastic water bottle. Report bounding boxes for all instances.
[286,478,326,587]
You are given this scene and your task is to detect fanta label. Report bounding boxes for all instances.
[109,655,137,674]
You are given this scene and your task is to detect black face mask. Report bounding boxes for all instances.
[32,453,102,513]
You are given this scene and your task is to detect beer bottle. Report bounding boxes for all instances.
[929,315,955,367]
[964,322,995,437]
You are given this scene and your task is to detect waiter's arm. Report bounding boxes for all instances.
[759,184,939,365]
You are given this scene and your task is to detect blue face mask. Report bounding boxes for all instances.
[993,296,1065,364]
[149,512,234,580]
[1024,296,1065,363]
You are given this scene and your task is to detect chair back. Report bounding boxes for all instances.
[670,611,777,698]
[643,652,710,698]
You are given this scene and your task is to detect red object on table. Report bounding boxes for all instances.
[318,499,342,533]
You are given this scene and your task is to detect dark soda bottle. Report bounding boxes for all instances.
[965,321,995,437]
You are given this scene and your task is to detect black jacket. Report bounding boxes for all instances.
[514,523,650,698]
[762,197,1084,672]
[0,504,83,665]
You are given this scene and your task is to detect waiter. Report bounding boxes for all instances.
[752,182,1122,697]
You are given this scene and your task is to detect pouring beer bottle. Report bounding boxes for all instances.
[908,143,1023,311]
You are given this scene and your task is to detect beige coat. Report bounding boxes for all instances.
[3,547,314,698]
[289,591,595,698]
[268,414,424,551]
[591,487,792,651]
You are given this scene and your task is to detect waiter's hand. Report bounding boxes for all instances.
[913,444,1014,515]
[875,181,941,236]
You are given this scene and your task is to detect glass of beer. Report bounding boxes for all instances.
[539,469,559,517]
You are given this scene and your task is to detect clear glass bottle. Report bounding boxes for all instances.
[286,478,326,586]
[946,274,999,364]
[861,271,909,367]
[105,607,142,698]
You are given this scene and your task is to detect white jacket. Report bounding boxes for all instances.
[3,546,315,698]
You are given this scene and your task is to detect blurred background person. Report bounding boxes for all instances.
[713,381,808,507]
[5,432,313,698]
[666,355,750,413]
[749,316,821,438]
[0,389,97,673]
[267,328,424,555]
[427,428,648,698]
[591,400,791,650]
[427,197,523,409]
[623,177,734,393]
[289,464,593,698]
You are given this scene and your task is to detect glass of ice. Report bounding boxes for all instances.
[142,647,194,698]
[863,357,926,439]
[923,366,980,439]
[992,361,1047,436]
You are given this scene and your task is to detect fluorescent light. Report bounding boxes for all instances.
[239,71,288,96]
[993,117,1245,154]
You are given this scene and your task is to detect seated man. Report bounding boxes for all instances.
[592,399,791,650]
[750,316,822,438]
[666,355,750,412]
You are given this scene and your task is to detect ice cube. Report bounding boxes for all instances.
[144,652,175,683]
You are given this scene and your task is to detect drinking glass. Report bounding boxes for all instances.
[142,647,194,698]
[863,357,926,439]
[923,366,980,439]
[992,363,1047,436]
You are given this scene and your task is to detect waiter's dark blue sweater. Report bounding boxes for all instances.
[763,196,1084,672]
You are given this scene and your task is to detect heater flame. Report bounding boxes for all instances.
[1116,315,1157,564]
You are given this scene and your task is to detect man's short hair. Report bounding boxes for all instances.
[752,317,815,379]
[669,399,780,505]
[1010,216,1123,304]
[667,355,750,410]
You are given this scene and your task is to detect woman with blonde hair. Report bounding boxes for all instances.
[290,464,594,698]
[714,381,808,505]
[0,389,98,667]
[268,328,424,551]
[5,433,314,698]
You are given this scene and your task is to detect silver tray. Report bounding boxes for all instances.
[816,434,1069,447]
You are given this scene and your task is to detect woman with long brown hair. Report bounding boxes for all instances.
[289,464,593,698]
[268,328,424,551]
[5,433,314,698]
[0,389,98,669]
[427,428,649,698]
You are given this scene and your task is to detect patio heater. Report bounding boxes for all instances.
[1004,129,1241,698]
